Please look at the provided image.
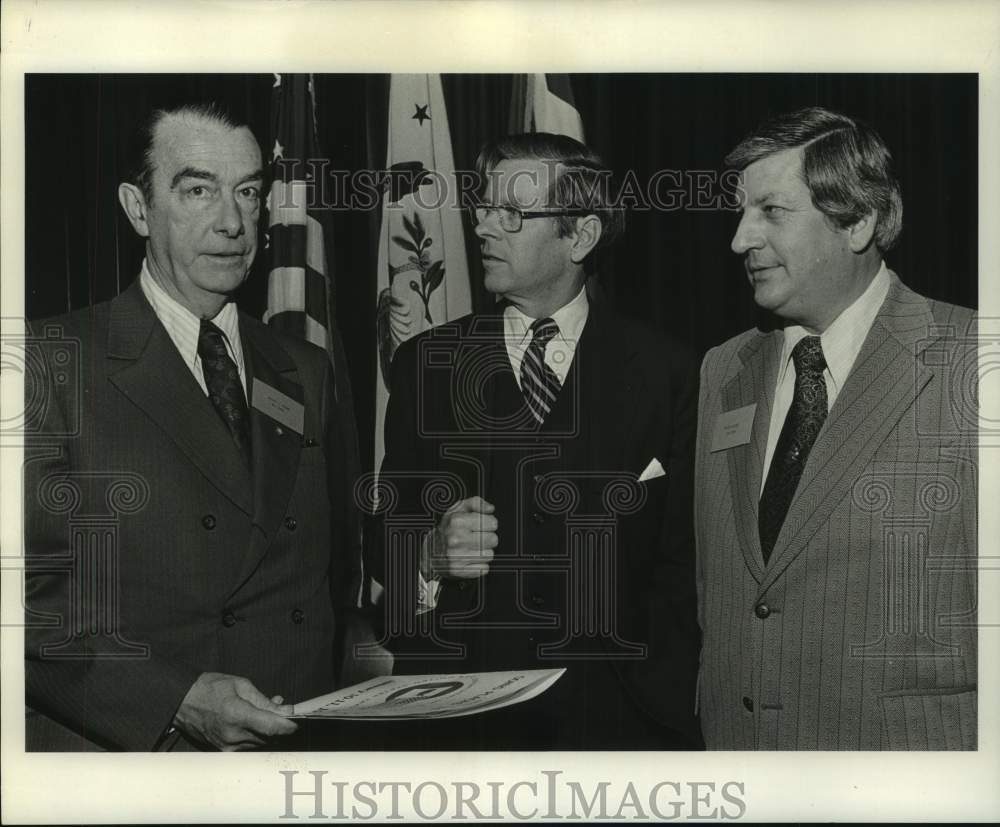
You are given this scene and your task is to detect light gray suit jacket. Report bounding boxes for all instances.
[695,274,977,749]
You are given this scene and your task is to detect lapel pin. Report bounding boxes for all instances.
[275,425,284,436]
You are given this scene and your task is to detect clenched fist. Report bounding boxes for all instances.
[421,496,498,580]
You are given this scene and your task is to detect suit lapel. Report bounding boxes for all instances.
[576,301,640,477]
[457,314,507,490]
[721,330,782,582]
[106,282,253,515]
[231,317,305,594]
[761,275,938,588]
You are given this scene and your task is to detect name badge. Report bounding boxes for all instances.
[710,403,756,452]
[252,378,304,434]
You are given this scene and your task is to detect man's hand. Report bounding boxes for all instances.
[173,672,298,751]
[422,496,497,580]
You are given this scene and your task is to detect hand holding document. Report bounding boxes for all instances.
[290,669,565,720]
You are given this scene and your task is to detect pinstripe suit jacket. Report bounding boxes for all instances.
[695,274,977,750]
[23,281,360,750]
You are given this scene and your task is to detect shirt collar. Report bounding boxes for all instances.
[778,261,891,392]
[502,284,590,348]
[139,259,243,373]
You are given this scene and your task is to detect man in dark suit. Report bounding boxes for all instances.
[23,102,359,751]
[696,107,977,749]
[370,133,701,749]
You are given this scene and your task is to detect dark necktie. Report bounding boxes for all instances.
[520,317,562,424]
[758,335,828,564]
[198,320,252,467]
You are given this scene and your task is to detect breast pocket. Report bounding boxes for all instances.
[298,442,327,467]
[582,474,660,518]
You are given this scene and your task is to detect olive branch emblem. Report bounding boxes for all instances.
[390,212,445,325]
[376,210,449,390]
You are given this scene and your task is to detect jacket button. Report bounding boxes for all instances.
[742,696,754,712]
[754,603,771,619]
[291,609,305,624]
[284,516,298,531]
[532,511,545,524]
[222,611,237,627]
[201,514,216,530]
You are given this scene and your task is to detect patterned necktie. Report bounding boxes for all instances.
[520,317,562,424]
[758,335,828,564]
[198,320,252,467]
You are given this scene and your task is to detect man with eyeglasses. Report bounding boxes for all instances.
[371,133,701,749]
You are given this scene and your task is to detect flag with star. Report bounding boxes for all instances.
[374,74,471,471]
[265,73,362,604]
[509,74,585,140]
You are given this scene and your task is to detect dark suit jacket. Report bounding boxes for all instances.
[23,280,360,751]
[695,274,977,749]
[369,297,701,749]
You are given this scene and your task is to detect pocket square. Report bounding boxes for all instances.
[638,457,666,482]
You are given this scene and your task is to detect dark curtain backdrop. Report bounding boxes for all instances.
[25,73,977,471]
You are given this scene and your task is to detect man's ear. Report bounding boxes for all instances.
[847,210,877,253]
[569,214,603,265]
[118,183,150,238]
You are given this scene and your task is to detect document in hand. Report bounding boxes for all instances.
[290,669,566,720]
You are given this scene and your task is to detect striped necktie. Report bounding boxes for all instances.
[198,320,252,467]
[520,317,562,424]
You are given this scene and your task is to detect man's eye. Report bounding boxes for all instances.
[763,204,785,215]
[239,186,260,199]
[188,185,214,198]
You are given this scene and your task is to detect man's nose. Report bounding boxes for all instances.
[214,193,245,237]
[474,211,500,240]
[731,212,762,255]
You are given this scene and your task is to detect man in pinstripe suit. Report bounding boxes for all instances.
[695,107,977,749]
[24,103,359,751]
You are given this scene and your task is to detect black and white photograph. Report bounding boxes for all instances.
[2,0,998,823]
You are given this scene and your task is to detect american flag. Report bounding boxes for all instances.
[265,73,362,604]
[266,73,336,350]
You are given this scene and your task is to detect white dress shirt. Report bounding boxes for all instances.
[502,284,589,388]
[761,262,891,493]
[139,260,247,399]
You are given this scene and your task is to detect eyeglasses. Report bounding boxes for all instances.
[468,203,590,233]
